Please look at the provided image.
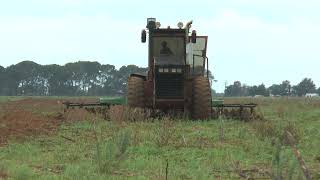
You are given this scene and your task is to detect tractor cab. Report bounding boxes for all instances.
[141,19,208,77]
[149,28,187,99]
[141,18,208,99]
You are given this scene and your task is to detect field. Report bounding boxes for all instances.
[0,96,319,179]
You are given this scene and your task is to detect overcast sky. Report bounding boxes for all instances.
[0,0,319,92]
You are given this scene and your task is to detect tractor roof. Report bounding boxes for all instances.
[151,28,186,34]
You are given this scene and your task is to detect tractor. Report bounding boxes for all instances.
[127,18,211,119]
[63,18,257,121]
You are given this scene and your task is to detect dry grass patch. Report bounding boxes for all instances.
[108,105,151,122]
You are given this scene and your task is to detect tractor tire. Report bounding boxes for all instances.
[127,76,145,108]
[192,76,211,120]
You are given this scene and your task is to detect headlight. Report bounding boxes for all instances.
[177,22,183,29]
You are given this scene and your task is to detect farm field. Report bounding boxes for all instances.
[0,96,319,179]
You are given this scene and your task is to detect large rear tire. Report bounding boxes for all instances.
[127,76,145,108]
[192,76,211,120]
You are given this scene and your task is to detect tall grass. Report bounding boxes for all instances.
[93,125,131,174]
[0,97,319,179]
[153,117,176,147]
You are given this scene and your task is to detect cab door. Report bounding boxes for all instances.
[186,36,208,76]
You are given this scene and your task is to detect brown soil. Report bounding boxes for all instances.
[0,169,8,179]
[0,98,94,145]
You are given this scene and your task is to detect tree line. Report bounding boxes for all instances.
[224,79,320,97]
[1,61,318,97]
[0,61,147,96]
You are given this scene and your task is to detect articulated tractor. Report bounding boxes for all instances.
[127,18,211,119]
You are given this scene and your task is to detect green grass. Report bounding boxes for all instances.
[0,96,122,102]
[0,96,26,102]
[0,97,320,179]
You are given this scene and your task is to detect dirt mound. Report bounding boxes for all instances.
[0,98,93,145]
[0,109,60,145]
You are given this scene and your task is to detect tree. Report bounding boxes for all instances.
[4,61,38,95]
[12,61,46,95]
[248,85,257,96]
[292,78,316,96]
[0,60,150,96]
[3,60,317,98]
[224,81,243,97]
[268,84,281,96]
[116,65,148,95]
[279,80,291,96]
[268,80,291,96]
[0,66,4,95]
[44,64,73,96]
[90,64,117,96]
[256,84,268,96]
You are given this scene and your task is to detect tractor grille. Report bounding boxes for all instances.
[155,74,184,99]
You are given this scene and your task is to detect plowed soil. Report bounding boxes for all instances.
[0,98,96,145]
[0,170,8,179]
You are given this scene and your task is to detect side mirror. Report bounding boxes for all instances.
[191,30,197,43]
[141,30,146,43]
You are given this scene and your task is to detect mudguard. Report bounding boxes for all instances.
[129,73,147,81]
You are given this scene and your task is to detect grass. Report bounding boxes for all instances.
[0,96,26,103]
[0,97,320,179]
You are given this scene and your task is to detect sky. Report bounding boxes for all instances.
[0,0,319,92]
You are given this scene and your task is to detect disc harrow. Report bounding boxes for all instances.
[212,103,258,121]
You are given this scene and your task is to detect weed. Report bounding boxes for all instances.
[64,108,95,122]
[0,165,8,180]
[219,117,225,143]
[276,106,286,119]
[281,121,303,145]
[252,120,277,140]
[11,165,35,180]
[154,117,176,147]
[252,119,303,146]
[288,157,298,180]
[1,97,320,179]
[108,105,149,122]
[271,139,284,180]
[117,130,131,156]
[94,128,131,174]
